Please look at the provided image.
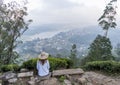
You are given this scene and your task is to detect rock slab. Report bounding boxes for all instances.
[52,68,84,76]
[17,72,33,78]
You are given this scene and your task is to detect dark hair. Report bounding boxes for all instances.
[39,59,47,65]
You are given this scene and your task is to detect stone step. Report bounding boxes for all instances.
[52,68,84,76]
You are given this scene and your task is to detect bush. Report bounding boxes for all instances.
[59,58,73,68]
[84,61,120,73]
[49,57,68,71]
[1,64,20,72]
[21,57,73,72]
[20,58,38,75]
[21,58,37,70]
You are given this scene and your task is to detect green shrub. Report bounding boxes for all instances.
[1,64,19,72]
[49,57,73,71]
[20,58,38,75]
[59,58,73,68]
[21,58,37,70]
[84,61,120,73]
[21,57,73,72]
[49,57,68,71]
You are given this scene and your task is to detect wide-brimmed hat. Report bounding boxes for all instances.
[38,52,49,60]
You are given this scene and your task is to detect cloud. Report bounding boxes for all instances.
[21,25,74,41]
[20,31,60,41]
[5,0,119,40]
[23,24,77,36]
[42,0,76,9]
[0,0,3,5]
[27,0,108,27]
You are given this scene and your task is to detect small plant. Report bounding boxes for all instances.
[59,75,66,82]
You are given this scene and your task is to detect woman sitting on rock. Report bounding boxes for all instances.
[36,52,50,80]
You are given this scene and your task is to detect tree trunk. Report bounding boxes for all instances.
[105,30,108,37]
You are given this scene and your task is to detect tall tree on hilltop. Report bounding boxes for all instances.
[98,0,117,37]
[88,35,114,60]
[114,43,120,61]
[81,35,114,65]
[81,0,117,65]
[0,1,32,65]
[70,44,78,67]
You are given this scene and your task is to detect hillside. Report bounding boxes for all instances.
[16,26,120,58]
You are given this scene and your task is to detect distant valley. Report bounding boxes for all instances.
[16,26,120,58]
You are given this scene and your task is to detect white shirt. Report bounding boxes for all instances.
[37,60,50,76]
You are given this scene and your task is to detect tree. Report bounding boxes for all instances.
[81,35,114,65]
[115,43,120,56]
[0,1,32,65]
[114,43,120,61]
[98,0,117,37]
[69,44,78,67]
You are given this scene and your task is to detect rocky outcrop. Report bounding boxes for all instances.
[0,69,120,85]
[83,72,120,85]
[0,71,33,85]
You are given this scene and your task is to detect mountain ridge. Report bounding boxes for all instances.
[17,26,120,58]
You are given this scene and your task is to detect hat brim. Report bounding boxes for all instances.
[38,52,49,60]
[39,56,48,60]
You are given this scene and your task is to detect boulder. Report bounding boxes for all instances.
[28,81,36,85]
[20,68,29,72]
[77,77,87,85]
[17,71,33,78]
[8,78,17,83]
[0,75,4,80]
[1,71,17,80]
[39,78,58,85]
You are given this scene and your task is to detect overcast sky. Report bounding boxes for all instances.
[27,0,120,25]
[5,0,120,40]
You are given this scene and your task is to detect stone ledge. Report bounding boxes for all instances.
[1,72,16,80]
[17,72,33,78]
[52,68,84,76]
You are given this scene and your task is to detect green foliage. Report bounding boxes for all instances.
[0,1,32,65]
[114,43,120,61]
[0,55,73,73]
[49,57,67,71]
[69,44,78,67]
[115,43,120,56]
[21,58,37,70]
[84,61,120,73]
[1,64,20,72]
[60,58,73,68]
[98,0,117,37]
[58,75,66,82]
[21,57,73,72]
[81,35,114,65]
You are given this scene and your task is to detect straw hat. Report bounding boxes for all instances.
[38,52,49,60]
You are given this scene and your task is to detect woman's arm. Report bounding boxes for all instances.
[36,60,39,70]
[47,60,50,69]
